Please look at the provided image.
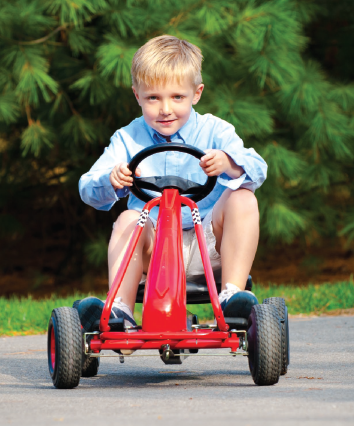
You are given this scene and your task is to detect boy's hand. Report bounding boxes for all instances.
[199,149,244,178]
[110,162,141,189]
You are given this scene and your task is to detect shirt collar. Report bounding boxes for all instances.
[143,108,196,144]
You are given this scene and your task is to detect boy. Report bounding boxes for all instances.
[79,35,267,331]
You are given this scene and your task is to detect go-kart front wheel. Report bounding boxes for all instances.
[247,304,282,386]
[47,307,82,389]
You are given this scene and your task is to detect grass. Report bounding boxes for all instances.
[1,281,354,337]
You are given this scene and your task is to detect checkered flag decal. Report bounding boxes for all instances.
[191,208,202,225]
[137,209,149,227]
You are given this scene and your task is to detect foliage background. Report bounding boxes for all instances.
[0,0,353,295]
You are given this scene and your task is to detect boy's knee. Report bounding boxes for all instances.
[114,210,140,231]
[113,210,154,247]
[226,189,258,214]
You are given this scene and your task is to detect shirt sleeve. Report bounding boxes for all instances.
[79,131,130,211]
[213,120,268,192]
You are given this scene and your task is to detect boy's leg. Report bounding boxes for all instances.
[212,188,259,291]
[108,210,155,312]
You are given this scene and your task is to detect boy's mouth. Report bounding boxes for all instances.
[157,119,177,125]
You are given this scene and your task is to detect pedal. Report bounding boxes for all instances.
[224,317,248,330]
[92,317,124,331]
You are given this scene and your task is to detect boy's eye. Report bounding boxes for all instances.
[174,95,184,100]
[148,96,158,100]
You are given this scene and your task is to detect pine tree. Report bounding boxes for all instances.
[0,0,353,279]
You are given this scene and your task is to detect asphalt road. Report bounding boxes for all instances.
[0,316,353,426]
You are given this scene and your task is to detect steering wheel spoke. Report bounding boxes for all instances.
[135,176,203,194]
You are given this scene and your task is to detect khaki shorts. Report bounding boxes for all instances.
[142,208,221,283]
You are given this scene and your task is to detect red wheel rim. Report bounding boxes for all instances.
[50,326,55,370]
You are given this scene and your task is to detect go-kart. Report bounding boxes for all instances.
[47,143,290,389]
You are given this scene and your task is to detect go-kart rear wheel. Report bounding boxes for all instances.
[81,342,100,377]
[247,304,282,386]
[263,297,289,375]
[72,299,100,377]
[47,307,82,389]
[81,355,100,377]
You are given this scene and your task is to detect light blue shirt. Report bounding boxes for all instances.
[79,108,267,229]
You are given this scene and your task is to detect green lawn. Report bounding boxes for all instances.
[1,281,353,336]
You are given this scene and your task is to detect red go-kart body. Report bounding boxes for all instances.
[93,188,237,354]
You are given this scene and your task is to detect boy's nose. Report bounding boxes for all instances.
[160,100,172,115]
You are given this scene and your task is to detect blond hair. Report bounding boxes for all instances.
[131,35,203,88]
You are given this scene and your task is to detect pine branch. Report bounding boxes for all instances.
[25,103,32,124]
[289,180,350,200]
[60,90,78,115]
[17,25,67,45]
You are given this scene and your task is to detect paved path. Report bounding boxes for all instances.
[0,316,353,426]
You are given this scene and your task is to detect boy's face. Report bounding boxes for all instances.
[132,78,204,137]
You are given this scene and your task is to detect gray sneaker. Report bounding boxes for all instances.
[111,297,137,328]
[77,296,137,331]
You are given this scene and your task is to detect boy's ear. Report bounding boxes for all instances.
[132,86,141,105]
[192,84,204,105]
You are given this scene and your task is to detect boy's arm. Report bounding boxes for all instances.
[79,132,130,211]
[109,162,141,190]
[201,120,267,192]
[200,119,267,192]
[199,149,245,179]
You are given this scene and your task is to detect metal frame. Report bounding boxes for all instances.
[84,330,248,358]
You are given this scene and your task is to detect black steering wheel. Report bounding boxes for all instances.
[128,143,217,203]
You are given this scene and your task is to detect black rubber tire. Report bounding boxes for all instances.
[47,307,82,389]
[247,304,282,386]
[263,297,290,375]
[81,353,100,377]
[81,329,100,378]
[72,299,100,377]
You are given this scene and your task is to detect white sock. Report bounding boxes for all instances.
[218,283,241,304]
[218,282,255,305]
[112,296,134,319]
